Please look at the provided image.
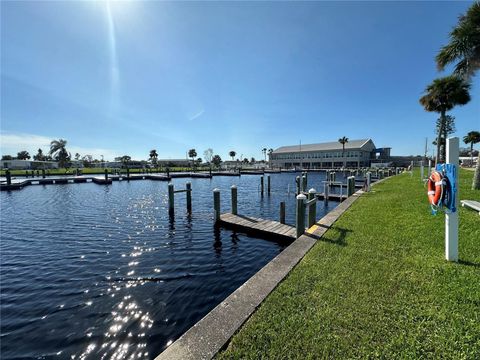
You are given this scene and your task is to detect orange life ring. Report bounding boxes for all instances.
[427,171,444,206]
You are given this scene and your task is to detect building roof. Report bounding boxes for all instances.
[272,139,374,154]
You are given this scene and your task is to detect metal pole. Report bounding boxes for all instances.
[445,137,459,262]
[168,183,174,215]
[280,201,285,224]
[302,175,307,193]
[267,175,271,195]
[213,188,220,223]
[231,185,237,215]
[308,188,316,228]
[296,194,306,238]
[186,182,192,213]
[428,159,432,173]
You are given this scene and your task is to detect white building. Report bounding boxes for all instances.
[269,139,389,169]
[0,159,59,170]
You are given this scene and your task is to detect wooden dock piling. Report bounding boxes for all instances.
[6,169,11,185]
[186,182,192,213]
[213,188,220,222]
[231,185,237,215]
[296,194,306,238]
[323,182,329,205]
[280,201,285,224]
[168,183,174,215]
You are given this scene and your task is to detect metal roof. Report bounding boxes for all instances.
[272,139,374,154]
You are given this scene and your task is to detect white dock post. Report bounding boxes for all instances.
[445,137,459,262]
[323,182,329,205]
[296,194,306,238]
[213,188,221,223]
[308,188,316,228]
[231,185,237,215]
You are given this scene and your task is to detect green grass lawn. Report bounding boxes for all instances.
[217,169,480,359]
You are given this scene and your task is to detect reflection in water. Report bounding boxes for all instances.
[213,225,223,256]
[230,232,239,254]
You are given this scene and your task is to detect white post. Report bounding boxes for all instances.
[445,137,459,262]
[428,159,432,174]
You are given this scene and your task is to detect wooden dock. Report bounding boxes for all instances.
[218,213,296,241]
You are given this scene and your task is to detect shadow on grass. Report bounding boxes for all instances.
[305,224,351,247]
[458,259,480,268]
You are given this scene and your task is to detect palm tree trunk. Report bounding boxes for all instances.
[436,110,445,165]
[442,122,448,162]
[473,153,480,190]
[470,142,474,166]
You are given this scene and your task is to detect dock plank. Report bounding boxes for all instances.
[218,213,296,241]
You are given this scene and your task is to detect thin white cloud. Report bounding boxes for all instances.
[0,132,120,160]
[189,109,205,121]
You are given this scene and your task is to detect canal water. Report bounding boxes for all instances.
[0,172,347,359]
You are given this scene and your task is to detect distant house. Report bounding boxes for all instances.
[156,159,192,167]
[270,139,389,169]
[0,159,59,170]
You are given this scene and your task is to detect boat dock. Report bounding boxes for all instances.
[218,213,296,241]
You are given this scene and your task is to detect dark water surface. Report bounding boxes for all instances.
[1,172,344,359]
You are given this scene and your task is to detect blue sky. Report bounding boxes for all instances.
[1,1,479,161]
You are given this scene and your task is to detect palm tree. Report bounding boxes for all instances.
[463,131,480,166]
[436,2,480,79]
[33,148,45,161]
[262,148,267,162]
[188,149,197,169]
[267,148,273,167]
[229,150,236,161]
[338,136,349,168]
[419,76,470,164]
[49,139,70,168]
[149,149,158,167]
